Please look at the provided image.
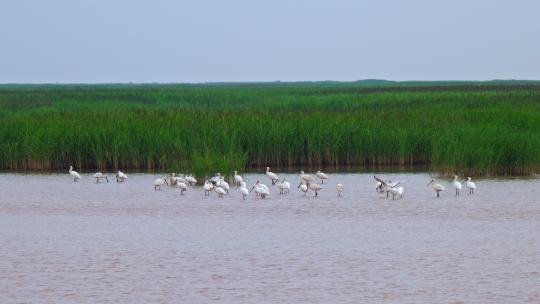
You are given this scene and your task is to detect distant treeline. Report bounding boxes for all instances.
[1,81,540,176]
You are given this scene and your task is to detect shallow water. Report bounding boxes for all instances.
[1,173,539,303]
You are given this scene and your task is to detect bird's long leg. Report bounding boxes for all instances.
[437,191,440,198]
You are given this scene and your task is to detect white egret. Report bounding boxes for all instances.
[176,181,188,195]
[389,183,404,200]
[299,182,308,195]
[336,182,344,197]
[379,179,397,198]
[375,181,384,192]
[254,180,270,194]
[92,172,109,183]
[214,186,227,198]
[210,173,221,183]
[203,180,214,196]
[307,182,323,197]
[239,182,249,200]
[185,175,197,186]
[69,166,81,182]
[276,178,289,194]
[282,178,291,194]
[251,180,270,199]
[116,170,128,182]
[427,179,445,198]
[154,177,168,191]
[217,176,230,193]
[465,177,477,194]
[266,167,279,185]
[374,176,401,198]
[234,171,243,187]
[316,171,329,183]
[169,173,177,186]
[172,174,186,186]
[300,171,315,183]
[453,175,462,196]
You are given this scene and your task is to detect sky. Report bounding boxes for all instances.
[1,0,539,83]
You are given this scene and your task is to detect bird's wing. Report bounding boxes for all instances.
[373,176,387,186]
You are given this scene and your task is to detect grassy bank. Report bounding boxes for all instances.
[1,81,540,176]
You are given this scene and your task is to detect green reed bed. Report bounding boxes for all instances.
[1,82,540,176]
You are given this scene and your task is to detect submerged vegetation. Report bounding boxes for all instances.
[1,81,540,176]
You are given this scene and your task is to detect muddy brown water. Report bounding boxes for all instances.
[1,173,539,303]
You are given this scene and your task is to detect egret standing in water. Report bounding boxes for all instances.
[306,182,323,197]
[266,167,279,185]
[176,180,188,195]
[217,176,230,194]
[203,180,214,196]
[185,175,197,186]
[282,178,291,194]
[375,181,384,192]
[69,166,81,182]
[276,179,287,194]
[389,183,404,200]
[465,177,477,194]
[336,182,344,197]
[239,182,249,200]
[299,171,315,187]
[92,172,109,183]
[427,179,445,198]
[251,180,269,199]
[276,178,291,194]
[234,171,243,187]
[374,176,404,200]
[316,171,329,183]
[116,170,128,182]
[298,181,308,196]
[214,186,227,198]
[453,175,462,196]
[154,177,168,190]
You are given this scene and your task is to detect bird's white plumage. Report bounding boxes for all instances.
[466,177,477,194]
[116,170,128,182]
[300,171,314,182]
[239,182,249,199]
[185,175,197,185]
[307,182,323,196]
[69,166,81,181]
[336,183,344,196]
[316,171,328,182]
[266,167,279,184]
[234,171,243,186]
[214,186,227,197]
[154,177,167,190]
[217,177,230,193]
[299,183,308,195]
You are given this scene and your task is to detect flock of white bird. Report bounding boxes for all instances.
[68,165,477,199]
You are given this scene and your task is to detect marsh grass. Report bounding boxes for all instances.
[1,82,540,176]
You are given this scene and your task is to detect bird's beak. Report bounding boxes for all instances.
[426,181,433,186]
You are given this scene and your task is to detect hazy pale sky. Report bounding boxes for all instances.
[1,0,539,83]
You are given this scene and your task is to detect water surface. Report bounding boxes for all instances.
[1,173,539,303]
